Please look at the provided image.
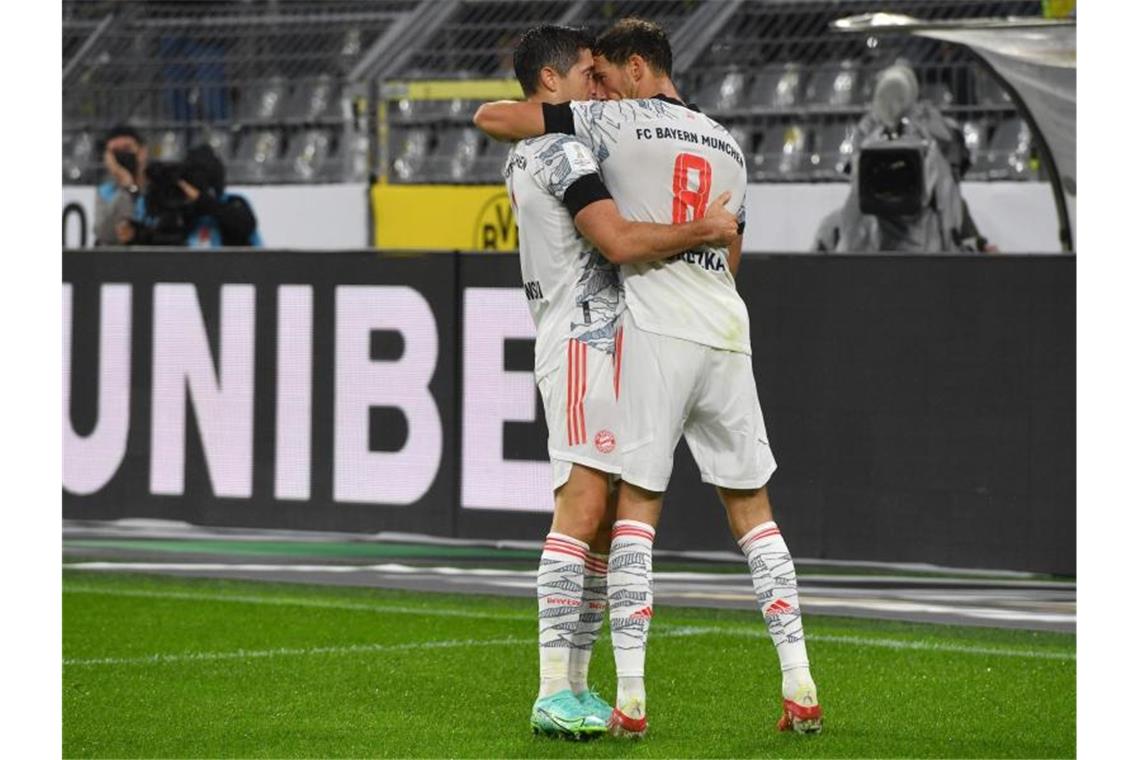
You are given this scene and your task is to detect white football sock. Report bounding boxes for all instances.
[608,520,656,717]
[569,551,608,695]
[738,521,815,697]
[537,532,588,698]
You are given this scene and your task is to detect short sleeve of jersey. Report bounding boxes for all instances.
[736,189,747,233]
[527,134,602,202]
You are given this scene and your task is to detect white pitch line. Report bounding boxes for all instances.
[66,561,532,577]
[64,585,534,622]
[65,586,1074,663]
[653,626,1075,661]
[798,596,1076,625]
[64,636,530,667]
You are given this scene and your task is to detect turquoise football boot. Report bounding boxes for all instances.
[530,689,607,739]
[576,689,613,724]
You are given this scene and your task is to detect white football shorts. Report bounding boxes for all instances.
[618,314,777,493]
[537,337,622,491]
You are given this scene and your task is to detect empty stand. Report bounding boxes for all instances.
[63,0,1041,186]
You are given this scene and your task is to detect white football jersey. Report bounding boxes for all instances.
[504,134,624,379]
[566,97,751,354]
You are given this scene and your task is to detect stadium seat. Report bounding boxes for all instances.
[340,26,363,61]
[804,61,864,108]
[748,63,804,110]
[62,133,74,183]
[975,119,1033,180]
[197,127,237,163]
[960,119,987,179]
[473,138,511,183]
[283,75,339,122]
[150,130,186,162]
[341,131,372,182]
[281,129,333,182]
[694,69,748,113]
[728,126,753,174]
[63,131,95,183]
[752,124,808,181]
[426,127,482,182]
[809,122,857,179]
[237,76,290,125]
[390,127,431,182]
[230,129,284,183]
[392,97,450,123]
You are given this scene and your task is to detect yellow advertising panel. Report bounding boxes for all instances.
[379,79,523,102]
[371,184,518,251]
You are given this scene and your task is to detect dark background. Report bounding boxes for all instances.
[63,249,1075,575]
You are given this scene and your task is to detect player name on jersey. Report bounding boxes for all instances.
[671,248,726,272]
[523,279,544,301]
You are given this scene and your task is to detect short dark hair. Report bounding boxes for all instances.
[513,24,595,96]
[103,124,145,146]
[593,18,672,77]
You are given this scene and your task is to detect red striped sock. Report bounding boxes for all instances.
[738,521,812,692]
[609,520,655,718]
[537,532,588,698]
[569,551,608,693]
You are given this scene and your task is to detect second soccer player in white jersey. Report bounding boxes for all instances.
[502,25,740,740]
[476,18,823,739]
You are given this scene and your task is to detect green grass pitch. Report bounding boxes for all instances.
[63,571,1075,758]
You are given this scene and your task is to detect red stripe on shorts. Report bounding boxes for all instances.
[614,327,623,399]
[566,340,577,446]
[576,341,586,446]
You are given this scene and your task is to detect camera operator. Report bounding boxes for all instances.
[832,61,977,253]
[94,125,149,246]
[121,144,261,247]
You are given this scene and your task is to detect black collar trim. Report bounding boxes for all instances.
[652,93,700,112]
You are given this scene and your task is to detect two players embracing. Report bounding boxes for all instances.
[474,18,823,740]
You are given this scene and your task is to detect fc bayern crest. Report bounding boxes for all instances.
[594,429,616,454]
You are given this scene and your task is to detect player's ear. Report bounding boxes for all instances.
[628,54,644,84]
[539,66,560,94]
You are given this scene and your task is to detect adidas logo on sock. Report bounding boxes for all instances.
[630,606,654,619]
[764,598,794,616]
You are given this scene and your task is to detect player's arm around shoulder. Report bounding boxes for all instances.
[474,100,554,142]
[473,99,611,143]
[574,191,739,266]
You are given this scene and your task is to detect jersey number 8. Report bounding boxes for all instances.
[671,152,712,224]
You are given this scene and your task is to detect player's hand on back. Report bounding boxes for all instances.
[701,192,738,247]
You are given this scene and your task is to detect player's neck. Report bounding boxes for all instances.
[638,76,681,102]
[527,93,564,106]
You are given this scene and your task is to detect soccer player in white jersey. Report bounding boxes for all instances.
[475,18,823,738]
[502,25,740,739]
